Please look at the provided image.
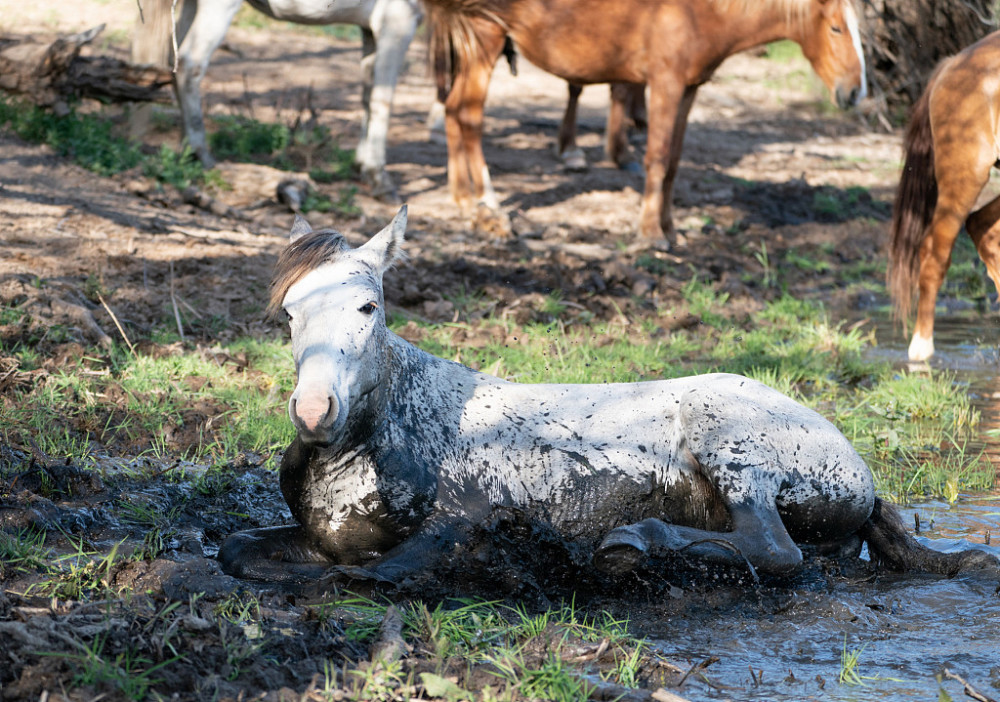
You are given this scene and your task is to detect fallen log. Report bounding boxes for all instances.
[0,24,171,108]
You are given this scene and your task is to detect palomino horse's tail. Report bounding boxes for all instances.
[887,62,950,325]
[861,497,999,575]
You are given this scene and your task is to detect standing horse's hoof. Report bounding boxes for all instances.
[593,528,647,574]
[362,167,400,204]
[559,147,588,172]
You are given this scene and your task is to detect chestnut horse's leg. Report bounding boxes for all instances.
[557,83,588,171]
[638,77,687,241]
[444,19,507,228]
[659,86,699,238]
[605,83,644,170]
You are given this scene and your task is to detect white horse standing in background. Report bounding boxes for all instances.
[134,0,424,198]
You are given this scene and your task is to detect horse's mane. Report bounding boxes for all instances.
[268,230,350,318]
[703,0,815,22]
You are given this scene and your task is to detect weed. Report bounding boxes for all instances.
[59,629,179,700]
[838,636,866,686]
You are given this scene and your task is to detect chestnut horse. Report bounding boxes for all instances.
[888,30,1000,362]
[427,0,867,241]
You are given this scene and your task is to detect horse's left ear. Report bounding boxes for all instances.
[289,214,313,243]
[360,205,407,272]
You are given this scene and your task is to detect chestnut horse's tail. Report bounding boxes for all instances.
[426,0,508,102]
[861,497,999,575]
[887,62,951,325]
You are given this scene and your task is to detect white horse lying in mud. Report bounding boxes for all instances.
[220,207,998,584]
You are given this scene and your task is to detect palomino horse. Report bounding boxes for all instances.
[135,0,423,197]
[889,30,1000,362]
[427,0,867,241]
[218,208,997,584]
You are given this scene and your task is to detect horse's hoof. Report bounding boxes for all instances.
[594,529,647,574]
[619,160,643,175]
[560,147,588,172]
[474,203,513,239]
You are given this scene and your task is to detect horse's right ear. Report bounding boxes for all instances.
[289,215,313,243]
[359,205,407,272]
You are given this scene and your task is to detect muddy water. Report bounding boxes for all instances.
[639,313,1000,701]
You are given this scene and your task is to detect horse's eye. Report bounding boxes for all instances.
[284,310,294,323]
[831,25,843,34]
[359,302,379,315]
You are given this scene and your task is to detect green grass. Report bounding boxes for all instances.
[0,95,359,214]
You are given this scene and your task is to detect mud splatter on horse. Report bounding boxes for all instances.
[219,209,997,585]
[135,0,423,198]
[427,0,867,241]
[889,30,1000,361]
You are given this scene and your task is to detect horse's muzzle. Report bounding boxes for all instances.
[835,85,862,110]
[290,394,339,439]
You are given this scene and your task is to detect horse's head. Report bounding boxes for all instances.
[801,0,867,109]
[271,207,407,446]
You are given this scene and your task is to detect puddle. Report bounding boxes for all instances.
[639,497,1000,701]
[643,311,1000,701]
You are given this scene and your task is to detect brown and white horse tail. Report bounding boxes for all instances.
[887,63,948,326]
[861,497,999,576]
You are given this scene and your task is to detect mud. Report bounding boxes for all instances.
[2,0,1000,699]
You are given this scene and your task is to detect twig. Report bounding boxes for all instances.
[369,605,408,664]
[943,668,998,702]
[169,260,186,342]
[96,293,135,356]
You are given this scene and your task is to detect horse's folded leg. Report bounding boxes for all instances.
[593,523,649,574]
[218,525,332,583]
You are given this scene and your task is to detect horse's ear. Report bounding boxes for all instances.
[360,205,407,272]
[289,214,313,243]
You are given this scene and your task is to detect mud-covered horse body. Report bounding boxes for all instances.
[219,208,998,585]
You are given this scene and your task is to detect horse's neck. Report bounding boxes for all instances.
[707,3,810,58]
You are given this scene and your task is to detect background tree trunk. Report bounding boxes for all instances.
[862,0,998,125]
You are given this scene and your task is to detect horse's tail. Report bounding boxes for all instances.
[887,62,951,326]
[131,0,175,68]
[426,0,507,102]
[861,497,999,575]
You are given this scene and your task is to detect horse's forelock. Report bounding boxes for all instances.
[268,230,350,318]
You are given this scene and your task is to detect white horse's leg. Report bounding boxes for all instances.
[173,0,244,167]
[596,379,874,576]
[357,0,421,200]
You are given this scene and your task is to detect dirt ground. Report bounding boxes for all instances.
[0,1,957,699]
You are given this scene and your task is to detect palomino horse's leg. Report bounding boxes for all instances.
[638,77,686,241]
[357,0,421,200]
[910,160,992,361]
[443,19,508,233]
[172,0,244,167]
[967,192,1000,301]
[556,83,588,171]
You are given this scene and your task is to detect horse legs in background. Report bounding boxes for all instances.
[556,83,646,171]
[171,0,244,168]
[638,78,690,242]
[443,20,510,235]
[965,191,1000,301]
[357,0,422,199]
[556,83,588,170]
